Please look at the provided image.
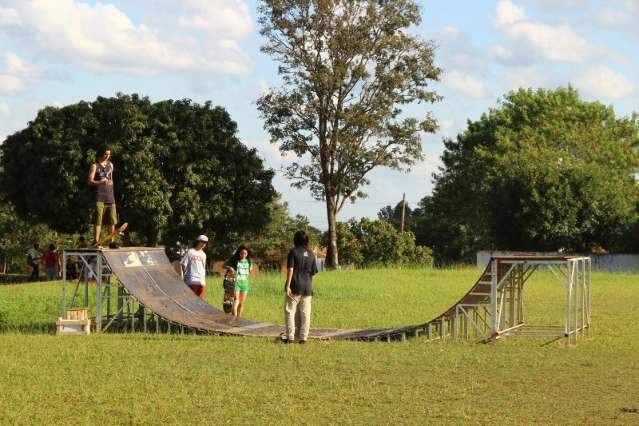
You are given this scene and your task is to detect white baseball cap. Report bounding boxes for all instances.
[196,235,209,242]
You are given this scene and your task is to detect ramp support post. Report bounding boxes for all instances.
[490,259,498,336]
[96,252,103,332]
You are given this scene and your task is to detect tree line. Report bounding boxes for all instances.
[1,87,637,272]
[379,87,639,264]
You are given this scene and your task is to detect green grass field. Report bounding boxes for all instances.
[1,268,638,424]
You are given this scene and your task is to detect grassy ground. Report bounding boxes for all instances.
[0,268,638,424]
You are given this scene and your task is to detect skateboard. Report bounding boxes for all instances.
[93,222,128,248]
[222,271,236,313]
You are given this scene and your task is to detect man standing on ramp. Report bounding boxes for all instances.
[88,147,117,247]
[180,235,209,299]
[284,230,318,344]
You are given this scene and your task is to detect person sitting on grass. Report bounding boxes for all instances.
[224,245,253,318]
[180,235,209,299]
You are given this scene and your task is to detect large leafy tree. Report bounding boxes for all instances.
[423,87,639,262]
[0,94,276,253]
[324,218,432,267]
[257,0,441,267]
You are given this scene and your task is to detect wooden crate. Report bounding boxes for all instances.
[66,308,88,321]
[57,310,91,335]
[56,318,91,335]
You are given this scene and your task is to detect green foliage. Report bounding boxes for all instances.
[234,196,322,261]
[326,218,432,267]
[257,0,441,266]
[0,94,276,253]
[0,192,68,273]
[378,200,413,232]
[421,87,639,263]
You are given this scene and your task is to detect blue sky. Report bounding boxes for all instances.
[1,0,638,229]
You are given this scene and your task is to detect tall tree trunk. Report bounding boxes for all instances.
[325,196,339,268]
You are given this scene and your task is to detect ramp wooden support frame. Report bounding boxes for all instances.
[62,250,139,333]
[60,249,591,345]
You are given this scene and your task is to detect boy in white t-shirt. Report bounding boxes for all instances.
[180,235,209,299]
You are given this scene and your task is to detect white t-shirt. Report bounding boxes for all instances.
[180,248,207,286]
[27,248,40,263]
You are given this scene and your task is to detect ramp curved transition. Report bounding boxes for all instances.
[101,248,588,342]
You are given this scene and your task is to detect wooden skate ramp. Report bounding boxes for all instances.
[102,247,586,342]
[101,247,346,339]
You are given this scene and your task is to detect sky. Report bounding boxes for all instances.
[1,0,638,230]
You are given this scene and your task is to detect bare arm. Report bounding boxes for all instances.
[88,164,102,186]
[285,267,294,298]
[108,164,114,186]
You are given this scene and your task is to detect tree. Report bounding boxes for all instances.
[240,196,322,261]
[424,87,639,262]
[0,94,276,254]
[257,0,441,267]
[378,201,412,231]
[325,218,432,267]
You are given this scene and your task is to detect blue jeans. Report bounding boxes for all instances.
[45,267,56,281]
[29,263,39,281]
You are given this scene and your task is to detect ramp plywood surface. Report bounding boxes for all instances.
[101,248,580,341]
[102,248,346,338]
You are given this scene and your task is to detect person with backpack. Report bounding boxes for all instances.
[27,243,41,281]
[284,231,318,344]
[224,245,253,318]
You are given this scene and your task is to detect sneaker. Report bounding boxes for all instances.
[298,340,306,345]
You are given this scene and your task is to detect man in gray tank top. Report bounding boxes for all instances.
[88,147,117,246]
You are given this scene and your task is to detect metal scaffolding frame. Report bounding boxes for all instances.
[346,255,592,344]
[440,256,592,345]
[61,249,162,333]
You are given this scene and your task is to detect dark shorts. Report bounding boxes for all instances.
[188,284,206,299]
[95,202,117,225]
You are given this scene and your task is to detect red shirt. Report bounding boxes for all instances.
[43,251,58,268]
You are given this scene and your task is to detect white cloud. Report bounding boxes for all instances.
[595,0,639,35]
[444,70,489,98]
[626,0,639,12]
[494,0,600,63]
[503,66,547,90]
[4,0,253,76]
[176,0,252,38]
[0,52,39,94]
[434,26,486,72]
[495,0,527,26]
[491,44,514,61]
[0,102,9,114]
[521,0,586,10]
[575,65,638,99]
[0,6,20,26]
[0,74,23,93]
[4,52,39,77]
